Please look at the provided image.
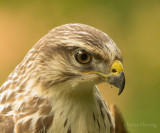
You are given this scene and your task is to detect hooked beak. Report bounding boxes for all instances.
[108,71,125,95]
[108,60,125,95]
[83,60,125,95]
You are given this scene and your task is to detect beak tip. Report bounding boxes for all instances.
[119,80,125,95]
[118,86,124,95]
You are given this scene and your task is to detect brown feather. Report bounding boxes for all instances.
[0,115,14,133]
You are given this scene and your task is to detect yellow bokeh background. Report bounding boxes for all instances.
[0,0,159,132]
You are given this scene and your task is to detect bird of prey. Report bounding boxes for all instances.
[0,24,125,133]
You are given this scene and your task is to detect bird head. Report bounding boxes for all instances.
[29,24,125,95]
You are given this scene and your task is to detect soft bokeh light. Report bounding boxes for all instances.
[0,0,159,132]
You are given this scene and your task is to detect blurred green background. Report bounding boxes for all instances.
[0,0,159,132]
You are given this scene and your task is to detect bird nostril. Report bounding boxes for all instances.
[112,69,117,73]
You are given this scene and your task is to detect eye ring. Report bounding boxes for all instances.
[75,50,91,64]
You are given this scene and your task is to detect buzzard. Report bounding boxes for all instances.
[0,24,126,133]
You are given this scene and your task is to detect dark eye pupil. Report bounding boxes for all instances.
[81,53,88,60]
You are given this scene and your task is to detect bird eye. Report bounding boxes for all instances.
[75,50,91,64]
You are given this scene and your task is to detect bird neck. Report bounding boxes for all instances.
[46,82,111,133]
[48,81,95,104]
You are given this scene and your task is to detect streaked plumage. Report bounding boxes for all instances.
[0,24,125,133]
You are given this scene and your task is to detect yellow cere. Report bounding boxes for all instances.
[111,60,123,75]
